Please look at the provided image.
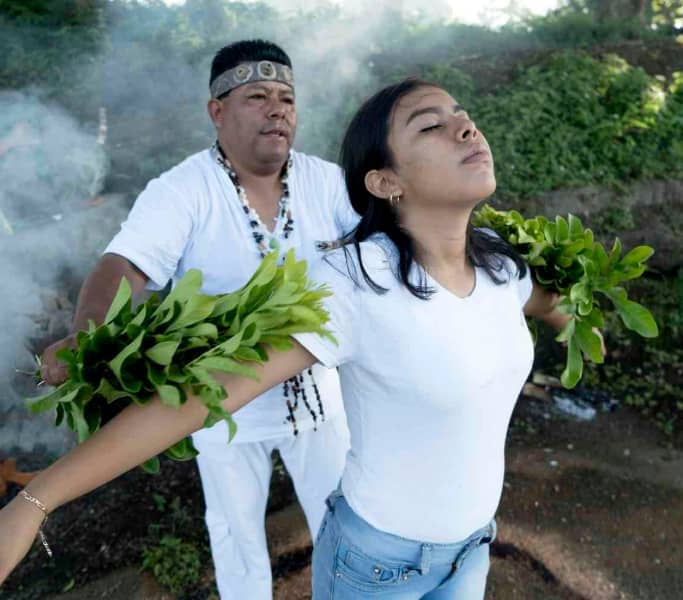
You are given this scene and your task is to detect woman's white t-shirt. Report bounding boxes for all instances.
[295,235,534,543]
[105,148,358,444]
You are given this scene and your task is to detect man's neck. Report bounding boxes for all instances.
[216,141,286,229]
[216,139,285,180]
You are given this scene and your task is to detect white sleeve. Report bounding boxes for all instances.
[330,166,360,236]
[104,178,195,290]
[294,251,359,368]
[517,263,533,307]
[478,227,533,307]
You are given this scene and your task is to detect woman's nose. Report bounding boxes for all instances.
[454,117,478,142]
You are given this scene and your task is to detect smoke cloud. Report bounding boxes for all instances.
[0,0,470,456]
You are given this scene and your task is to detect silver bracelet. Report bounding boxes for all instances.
[19,490,53,558]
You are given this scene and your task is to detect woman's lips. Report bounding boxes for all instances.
[461,149,491,164]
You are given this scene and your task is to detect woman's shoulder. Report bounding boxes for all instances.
[312,234,395,289]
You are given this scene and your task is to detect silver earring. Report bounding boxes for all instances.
[389,192,401,208]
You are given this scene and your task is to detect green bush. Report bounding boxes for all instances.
[473,52,683,202]
[580,271,683,438]
[141,535,202,595]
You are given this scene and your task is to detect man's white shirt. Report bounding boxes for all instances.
[105,148,358,445]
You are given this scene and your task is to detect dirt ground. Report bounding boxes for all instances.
[1,392,681,600]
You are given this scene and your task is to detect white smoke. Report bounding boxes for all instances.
[0,0,529,456]
[0,92,130,455]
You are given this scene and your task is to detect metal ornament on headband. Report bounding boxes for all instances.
[210,60,294,98]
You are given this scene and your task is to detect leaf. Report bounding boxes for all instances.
[208,331,244,356]
[163,437,198,461]
[29,381,92,416]
[145,340,180,366]
[129,304,148,328]
[210,293,241,319]
[259,335,294,352]
[146,362,168,387]
[569,281,592,305]
[150,269,204,327]
[555,317,575,343]
[606,289,659,338]
[567,213,583,238]
[608,238,622,266]
[574,320,604,363]
[193,356,259,380]
[109,331,145,376]
[181,323,218,339]
[233,345,268,362]
[561,336,583,389]
[70,403,91,442]
[619,245,654,266]
[27,384,75,414]
[226,414,238,442]
[93,378,131,404]
[104,277,133,324]
[158,384,182,408]
[166,294,217,332]
[554,216,569,243]
[141,456,161,474]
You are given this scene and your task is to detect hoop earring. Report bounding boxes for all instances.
[389,192,401,208]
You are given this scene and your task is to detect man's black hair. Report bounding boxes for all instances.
[210,40,292,93]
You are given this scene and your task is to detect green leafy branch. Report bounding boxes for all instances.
[473,204,658,388]
[27,250,334,473]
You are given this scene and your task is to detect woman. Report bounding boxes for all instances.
[0,79,570,598]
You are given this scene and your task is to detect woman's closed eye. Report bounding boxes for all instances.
[420,123,443,133]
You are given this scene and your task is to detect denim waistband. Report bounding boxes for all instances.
[325,488,496,575]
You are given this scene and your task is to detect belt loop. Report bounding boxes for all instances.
[480,519,497,545]
[488,519,497,543]
[420,544,432,575]
[325,486,343,512]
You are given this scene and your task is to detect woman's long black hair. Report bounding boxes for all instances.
[338,78,527,299]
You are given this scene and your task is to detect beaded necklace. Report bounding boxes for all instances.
[212,141,294,257]
[211,141,325,435]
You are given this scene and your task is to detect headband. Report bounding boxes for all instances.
[210,60,294,98]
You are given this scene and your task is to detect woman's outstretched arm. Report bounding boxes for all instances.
[0,341,317,585]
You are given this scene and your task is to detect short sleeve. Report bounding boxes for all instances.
[477,226,533,307]
[517,264,533,307]
[294,250,360,368]
[104,178,195,290]
[330,166,360,236]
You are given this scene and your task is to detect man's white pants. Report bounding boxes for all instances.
[195,414,349,600]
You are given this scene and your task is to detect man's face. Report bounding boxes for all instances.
[209,80,296,173]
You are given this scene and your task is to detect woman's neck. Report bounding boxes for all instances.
[402,204,472,272]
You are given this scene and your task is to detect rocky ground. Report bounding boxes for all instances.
[1,388,681,600]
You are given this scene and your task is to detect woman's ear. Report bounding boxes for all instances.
[364,169,401,201]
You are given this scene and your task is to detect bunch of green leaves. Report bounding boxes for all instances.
[27,250,334,473]
[473,204,659,388]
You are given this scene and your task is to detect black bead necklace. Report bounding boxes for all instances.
[211,141,325,435]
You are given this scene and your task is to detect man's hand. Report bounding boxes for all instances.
[38,254,150,387]
[0,496,45,586]
[40,334,77,386]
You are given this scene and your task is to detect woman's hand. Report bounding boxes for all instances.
[0,495,46,585]
[524,282,571,332]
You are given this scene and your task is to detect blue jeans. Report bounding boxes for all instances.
[312,488,495,599]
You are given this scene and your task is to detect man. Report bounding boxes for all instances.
[41,39,357,599]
